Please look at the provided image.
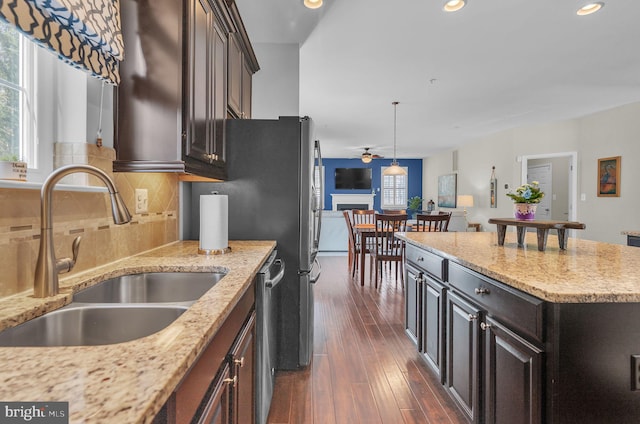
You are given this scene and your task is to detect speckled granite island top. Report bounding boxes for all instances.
[0,240,275,423]
[396,231,640,303]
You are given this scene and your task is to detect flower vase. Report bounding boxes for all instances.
[514,203,537,220]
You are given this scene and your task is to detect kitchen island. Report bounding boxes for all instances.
[0,240,275,423]
[397,231,640,424]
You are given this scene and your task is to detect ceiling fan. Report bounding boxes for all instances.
[360,147,384,163]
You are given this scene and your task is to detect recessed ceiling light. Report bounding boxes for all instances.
[577,2,604,16]
[443,0,466,12]
[304,0,323,9]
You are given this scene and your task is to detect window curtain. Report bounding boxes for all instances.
[0,0,124,84]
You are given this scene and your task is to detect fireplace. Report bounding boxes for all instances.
[330,194,374,211]
[337,203,369,211]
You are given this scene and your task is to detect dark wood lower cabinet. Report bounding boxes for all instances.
[446,290,481,423]
[484,316,542,424]
[229,311,256,424]
[154,279,256,424]
[421,274,446,384]
[405,264,420,345]
[197,363,233,424]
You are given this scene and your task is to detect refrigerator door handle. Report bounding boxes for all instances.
[313,140,323,251]
[309,258,322,284]
[265,258,285,288]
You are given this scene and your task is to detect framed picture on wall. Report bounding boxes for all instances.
[597,156,621,197]
[438,173,457,208]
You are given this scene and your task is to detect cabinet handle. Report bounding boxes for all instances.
[223,376,238,387]
[474,287,490,295]
[234,357,245,368]
[468,314,478,321]
[480,322,492,331]
[417,257,424,262]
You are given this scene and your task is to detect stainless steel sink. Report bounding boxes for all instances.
[0,304,187,347]
[73,272,226,303]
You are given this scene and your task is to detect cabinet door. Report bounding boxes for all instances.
[241,60,252,118]
[227,34,242,116]
[230,311,256,424]
[185,0,213,163]
[196,363,232,424]
[483,316,543,424]
[404,264,420,346]
[421,275,446,383]
[446,290,481,423]
[211,20,226,161]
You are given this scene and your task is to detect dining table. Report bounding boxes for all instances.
[353,222,411,286]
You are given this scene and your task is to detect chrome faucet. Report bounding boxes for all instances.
[34,164,132,297]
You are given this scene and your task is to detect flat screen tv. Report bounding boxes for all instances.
[335,168,372,189]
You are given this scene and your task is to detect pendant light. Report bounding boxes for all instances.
[383,101,407,176]
[443,0,466,12]
[576,2,604,16]
[304,0,323,9]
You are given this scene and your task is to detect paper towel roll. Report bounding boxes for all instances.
[199,194,229,254]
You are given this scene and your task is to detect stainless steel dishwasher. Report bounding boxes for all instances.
[256,251,285,424]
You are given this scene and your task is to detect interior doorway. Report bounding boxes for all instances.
[527,163,553,220]
[520,152,577,222]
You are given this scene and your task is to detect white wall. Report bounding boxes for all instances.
[423,102,640,244]
[251,43,300,118]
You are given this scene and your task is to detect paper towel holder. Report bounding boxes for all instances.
[198,191,231,255]
[198,246,232,255]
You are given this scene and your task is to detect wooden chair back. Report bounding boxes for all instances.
[415,213,451,232]
[352,209,376,226]
[382,209,407,215]
[342,210,357,251]
[374,213,407,257]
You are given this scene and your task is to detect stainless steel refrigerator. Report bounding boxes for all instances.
[185,116,322,372]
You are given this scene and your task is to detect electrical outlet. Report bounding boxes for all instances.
[631,355,640,391]
[135,188,148,214]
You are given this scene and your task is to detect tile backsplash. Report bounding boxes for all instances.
[0,145,179,298]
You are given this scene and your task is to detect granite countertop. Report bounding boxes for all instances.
[0,240,276,423]
[622,231,640,236]
[396,231,640,303]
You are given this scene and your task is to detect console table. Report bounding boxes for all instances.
[488,218,586,251]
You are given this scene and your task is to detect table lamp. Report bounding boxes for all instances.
[457,195,474,215]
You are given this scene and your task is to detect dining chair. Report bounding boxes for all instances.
[382,209,407,215]
[352,209,376,225]
[343,210,357,277]
[371,213,407,289]
[415,213,451,232]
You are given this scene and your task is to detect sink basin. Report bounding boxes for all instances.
[0,304,187,347]
[73,272,226,303]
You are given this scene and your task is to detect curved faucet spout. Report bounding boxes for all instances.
[34,165,132,298]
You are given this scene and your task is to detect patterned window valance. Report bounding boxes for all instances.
[0,0,124,84]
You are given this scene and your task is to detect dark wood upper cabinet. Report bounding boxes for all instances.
[227,34,243,117]
[114,0,258,180]
[226,2,258,119]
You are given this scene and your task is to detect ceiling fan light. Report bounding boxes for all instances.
[443,0,466,12]
[577,2,604,16]
[361,152,373,163]
[304,0,323,9]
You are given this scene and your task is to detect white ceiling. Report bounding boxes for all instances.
[235,0,640,159]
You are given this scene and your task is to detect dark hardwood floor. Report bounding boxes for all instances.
[267,256,466,424]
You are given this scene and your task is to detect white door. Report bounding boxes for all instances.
[527,164,552,220]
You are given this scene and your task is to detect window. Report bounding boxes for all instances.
[0,21,36,165]
[381,167,408,209]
